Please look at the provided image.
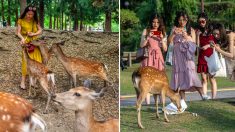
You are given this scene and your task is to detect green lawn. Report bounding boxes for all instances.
[121,64,235,95]
[121,98,235,132]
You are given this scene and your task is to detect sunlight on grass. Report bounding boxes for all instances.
[121,98,235,132]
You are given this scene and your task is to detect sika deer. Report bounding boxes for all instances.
[53,87,119,132]
[22,46,56,114]
[31,39,51,65]
[49,42,116,94]
[132,66,182,129]
[0,92,46,132]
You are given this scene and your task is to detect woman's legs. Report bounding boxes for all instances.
[209,76,217,99]
[20,75,26,89]
[145,93,151,105]
[201,72,208,95]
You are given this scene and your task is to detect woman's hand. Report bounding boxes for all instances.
[27,32,36,37]
[213,43,221,51]
[19,38,26,45]
[201,44,210,50]
[182,31,193,42]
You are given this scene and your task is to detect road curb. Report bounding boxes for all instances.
[120,87,235,99]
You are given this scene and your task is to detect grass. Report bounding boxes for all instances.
[121,98,235,132]
[120,63,235,95]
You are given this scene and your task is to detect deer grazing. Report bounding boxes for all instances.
[132,66,182,129]
[53,87,119,132]
[49,42,116,94]
[0,92,47,132]
[22,45,56,114]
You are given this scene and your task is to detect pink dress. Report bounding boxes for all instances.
[141,36,164,70]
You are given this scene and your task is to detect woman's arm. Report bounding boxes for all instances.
[28,23,42,36]
[215,34,234,58]
[16,24,25,44]
[140,29,149,48]
[162,37,167,52]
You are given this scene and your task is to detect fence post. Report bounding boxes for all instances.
[128,52,132,67]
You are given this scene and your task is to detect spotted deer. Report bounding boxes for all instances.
[49,42,116,94]
[132,66,182,128]
[22,46,56,114]
[53,87,119,132]
[31,39,51,65]
[0,92,46,132]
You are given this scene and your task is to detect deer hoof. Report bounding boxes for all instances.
[138,124,145,129]
[43,110,48,114]
[165,119,170,123]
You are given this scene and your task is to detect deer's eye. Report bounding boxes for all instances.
[73,92,81,97]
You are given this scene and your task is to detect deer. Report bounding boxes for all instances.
[132,66,182,129]
[0,92,47,132]
[22,45,56,114]
[53,86,119,132]
[30,37,52,65]
[48,42,117,95]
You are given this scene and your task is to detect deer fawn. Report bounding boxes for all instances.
[22,45,56,114]
[49,42,116,94]
[53,87,119,132]
[132,66,182,128]
[0,92,47,132]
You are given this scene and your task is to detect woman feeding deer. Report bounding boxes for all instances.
[16,5,43,90]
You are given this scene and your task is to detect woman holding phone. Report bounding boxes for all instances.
[139,14,167,104]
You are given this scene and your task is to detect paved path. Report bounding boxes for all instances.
[120,88,235,106]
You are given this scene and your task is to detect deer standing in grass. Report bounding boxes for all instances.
[49,42,116,94]
[132,66,182,129]
[53,87,119,132]
[22,45,56,114]
[0,92,46,132]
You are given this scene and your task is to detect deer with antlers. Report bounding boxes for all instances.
[49,42,116,94]
[22,45,56,114]
[53,87,119,132]
[132,66,182,129]
[0,92,46,131]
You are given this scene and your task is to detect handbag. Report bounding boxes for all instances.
[26,43,35,53]
[204,48,221,76]
[215,54,227,77]
[136,46,149,61]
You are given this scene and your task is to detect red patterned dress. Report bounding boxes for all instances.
[197,34,216,73]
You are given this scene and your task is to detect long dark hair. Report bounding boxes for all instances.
[174,10,191,35]
[197,12,209,34]
[208,22,228,48]
[20,5,39,24]
[147,14,166,37]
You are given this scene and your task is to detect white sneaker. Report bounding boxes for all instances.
[180,99,188,110]
[202,95,211,100]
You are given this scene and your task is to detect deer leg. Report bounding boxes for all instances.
[72,74,77,88]
[136,91,147,129]
[153,94,160,118]
[161,91,169,122]
[28,76,34,97]
[134,88,140,99]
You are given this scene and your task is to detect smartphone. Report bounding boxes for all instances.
[152,31,161,36]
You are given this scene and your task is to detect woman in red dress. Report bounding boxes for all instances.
[196,12,217,100]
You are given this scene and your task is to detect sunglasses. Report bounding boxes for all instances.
[28,6,36,11]
[199,20,206,24]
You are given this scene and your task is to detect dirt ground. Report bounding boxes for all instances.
[0,28,119,131]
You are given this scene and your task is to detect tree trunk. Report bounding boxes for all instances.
[105,11,112,32]
[49,15,52,29]
[20,0,26,15]
[1,0,5,22]
[7,0,11,26]
[65,16,67,30]
[56,17,59,29]
[79,6,83,31]
[61,11,63,30]
[201,0,204,13]
[39,0,44,28]
[15,0,18,26]
[53,15,56,29]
